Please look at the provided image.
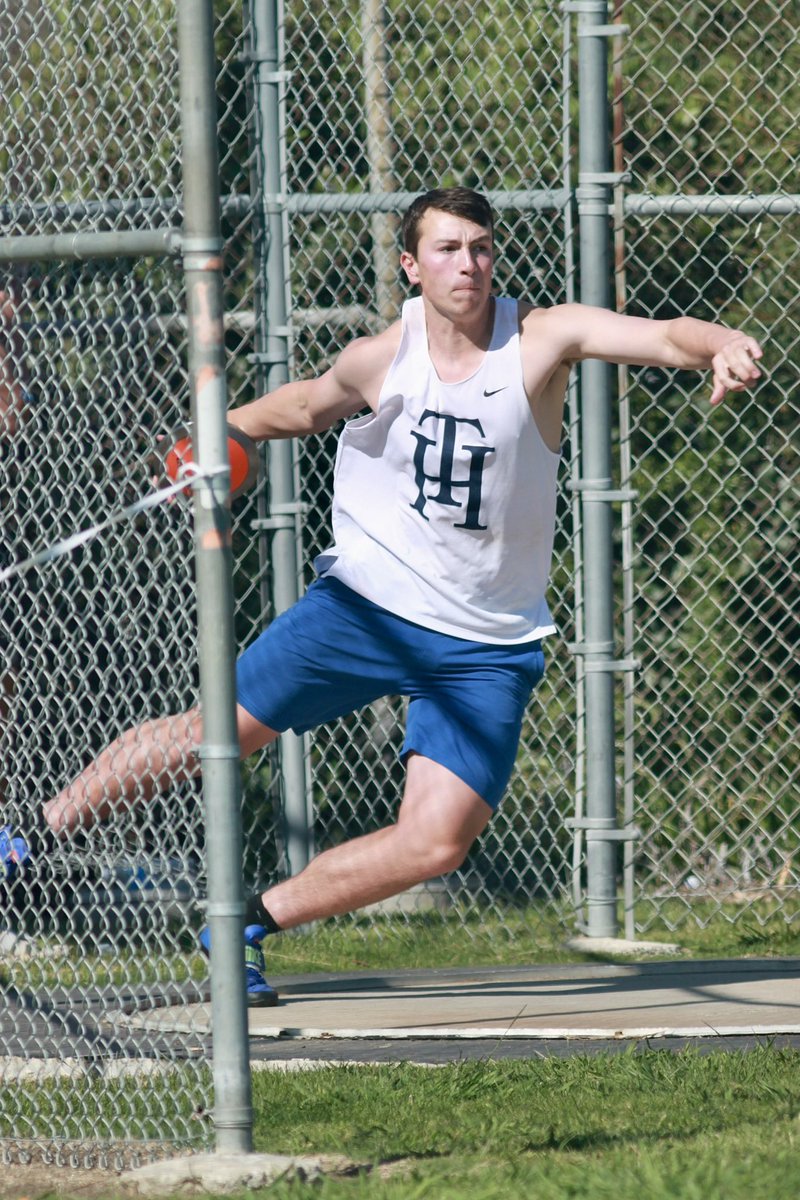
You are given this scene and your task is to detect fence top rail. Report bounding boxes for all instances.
[0,228,182,263]
[624,193,800,217]
[262,189,572,215]
[3,192,794,248]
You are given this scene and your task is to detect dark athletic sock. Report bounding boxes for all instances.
[244,892,282,935]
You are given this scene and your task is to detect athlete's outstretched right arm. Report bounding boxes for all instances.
[228,325,401,442]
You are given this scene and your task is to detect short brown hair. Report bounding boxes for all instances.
[402,187,494,256]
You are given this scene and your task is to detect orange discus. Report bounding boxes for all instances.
[164,424,258,498]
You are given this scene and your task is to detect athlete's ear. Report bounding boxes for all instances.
[400,250,420,286]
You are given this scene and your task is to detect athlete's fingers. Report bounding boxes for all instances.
[709,337,763,405]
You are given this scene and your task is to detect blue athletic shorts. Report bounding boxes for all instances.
[236,577,545,809]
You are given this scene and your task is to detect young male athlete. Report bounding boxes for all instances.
[43,188,763,1005]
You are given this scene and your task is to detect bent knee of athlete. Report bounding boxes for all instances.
[397,823,477,877]
[424,838,472,876]
[398,755,493,875]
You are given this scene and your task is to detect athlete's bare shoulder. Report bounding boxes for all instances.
[515,302,572,454]
[332,320,403,412]
[518,300,573,341]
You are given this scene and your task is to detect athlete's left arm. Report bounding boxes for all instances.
[544,304,764,406]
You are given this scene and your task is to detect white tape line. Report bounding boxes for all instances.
[0,463,226,585]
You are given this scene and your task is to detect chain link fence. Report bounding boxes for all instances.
[0,0,244,1164]
[0,0,797,1165]
[612,0,799,934]
[265,0,799,937]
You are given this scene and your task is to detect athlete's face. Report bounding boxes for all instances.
[400,209,494,318]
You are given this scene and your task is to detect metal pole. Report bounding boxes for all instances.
[611,1,637,942]
[361,0,400,321]
[177,0,252,1154]
[576,0,619,938]
[562,4,588,923]
[250,0,313,874]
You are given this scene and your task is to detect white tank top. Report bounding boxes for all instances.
[315,295,561,644]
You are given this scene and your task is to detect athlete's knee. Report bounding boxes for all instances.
[403,827,474,878]
[398,770,492,877]
[426,840,470,876]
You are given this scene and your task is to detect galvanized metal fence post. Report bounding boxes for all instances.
[575,0,620,939]
[249,0,314,876]
[177,0,253,1154]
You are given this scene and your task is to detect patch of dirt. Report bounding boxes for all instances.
[0,1152,411,1196]
[0,1163,129,1199]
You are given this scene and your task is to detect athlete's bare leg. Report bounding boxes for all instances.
[256,750,493,929]
[44,710,492,928]
[43,705,277,835]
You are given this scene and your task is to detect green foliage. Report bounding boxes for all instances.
[5,1,180,203]
[285,0,562,195]
[622,1,797,194]
[611,5,799,894]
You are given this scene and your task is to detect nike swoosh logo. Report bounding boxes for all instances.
[483,386,508,397]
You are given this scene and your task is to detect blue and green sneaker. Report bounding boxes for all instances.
[198,922,278,1008]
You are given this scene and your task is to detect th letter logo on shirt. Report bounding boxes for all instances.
[409,411,495,531]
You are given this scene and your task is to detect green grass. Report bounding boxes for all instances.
[634,900,800,960]
[263,902,800,977]
[263,907,584,976]
[2,901,798,995]
[1,1070,209,1146]
[6,1047,800,1198]
[244,1047,800,1198]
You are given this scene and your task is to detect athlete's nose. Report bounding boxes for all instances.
[458,245,477,272]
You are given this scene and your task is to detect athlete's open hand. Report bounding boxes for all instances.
[710,334,763,406]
